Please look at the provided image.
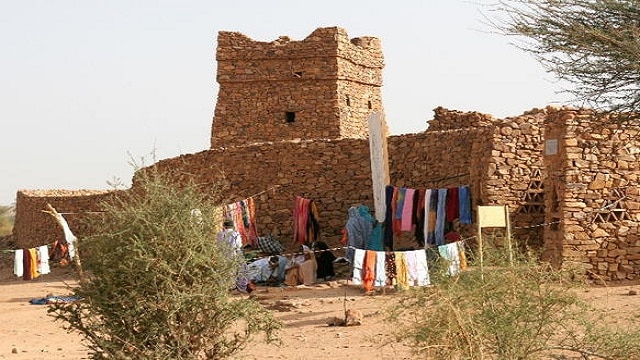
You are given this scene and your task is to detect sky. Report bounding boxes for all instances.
[0,0,574,206]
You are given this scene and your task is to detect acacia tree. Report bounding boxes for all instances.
[492,0,640,115]
[50,168,280,359]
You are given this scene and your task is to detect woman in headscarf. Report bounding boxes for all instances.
[285,245,317,286]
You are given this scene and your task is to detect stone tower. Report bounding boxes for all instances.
[211,27,385,147]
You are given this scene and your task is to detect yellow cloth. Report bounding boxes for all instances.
[394,252,409,290]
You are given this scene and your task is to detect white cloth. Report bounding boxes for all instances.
[56,213,77,259]
[37,245,50,275]
[405,250,418,286]
[13,249,23,277]
[374,251,387,287]
[351,248,365,285]
[414,250,430,286]
[438,242,461,276]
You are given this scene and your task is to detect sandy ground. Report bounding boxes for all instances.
[1,262,640,360]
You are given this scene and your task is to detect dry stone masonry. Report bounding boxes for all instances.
[11,27,640,281]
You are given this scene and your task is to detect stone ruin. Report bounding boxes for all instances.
[11,27,640,282]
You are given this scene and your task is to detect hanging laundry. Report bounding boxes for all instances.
[438,242,462,276]
[37,245,50,275]
[458,185,472,224]
[427,190,438,245]
[394,251,409,290]
[23,248,40,281]
[292,196,320,245]
[374,251,387,287]
[384,251,396,287]
[435,188,448,245]
[351,248,366,286]
[400,188,415,232]
[383,185,395,250]
[446,186,459,222]
[414,250,431,286]
[405,250,418,286]
[362,250,377,292]
[13,249,23,277]
[54,213,77,259]
[367,221,384,251]
[414,189,426,247]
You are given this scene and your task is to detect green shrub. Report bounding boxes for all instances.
[390,250,640,359]
[50,169,280,359]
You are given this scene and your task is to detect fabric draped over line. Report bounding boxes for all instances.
[352,248,431,289]
[293,196,320,245]
[384,185,473,248]
[19,247,50,281]
[225,197,259,247]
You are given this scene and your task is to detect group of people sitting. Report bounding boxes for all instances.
[217,219,338,291]
[247,242,336,287]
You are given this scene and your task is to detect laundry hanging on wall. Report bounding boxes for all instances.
[225,197,259,247]
[292,196,320,245]
[384,185,472,249]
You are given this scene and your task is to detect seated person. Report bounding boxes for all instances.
[284,245,317,286]
[247,255,288,285]
[313,241,336,281]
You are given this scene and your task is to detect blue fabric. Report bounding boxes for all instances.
[459,185,472,224]
[367,222,384,251]
[435,188,448,246]
[345,206,374,263]
[395,187,406,219]
[426,189,438,246]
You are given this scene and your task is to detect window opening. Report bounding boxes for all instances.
[285,112,296,123]
[346,95,351,107]
[367,100,372,109]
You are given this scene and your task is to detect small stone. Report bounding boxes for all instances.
[12,347,18,354]
[628,289,638,296]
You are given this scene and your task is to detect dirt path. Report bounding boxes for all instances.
[2,265,640,360]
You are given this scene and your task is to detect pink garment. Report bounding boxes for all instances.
[401,188,415,231]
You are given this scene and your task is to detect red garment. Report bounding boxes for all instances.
[362,250,377,292]
[293,196,311,244]
[446,187,459,222]
[246,197,259,246]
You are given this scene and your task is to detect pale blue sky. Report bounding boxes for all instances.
[0,0,572,205]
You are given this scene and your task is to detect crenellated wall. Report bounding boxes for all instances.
[212,27,384,147]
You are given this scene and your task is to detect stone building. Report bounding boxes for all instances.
[11,27,640,281]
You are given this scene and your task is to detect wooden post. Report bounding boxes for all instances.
[477,217,484,280]
[43,204,86,283]
[505,205,514,266]
[367,112,390,223]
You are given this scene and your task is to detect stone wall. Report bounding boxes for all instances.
[543,108,640,281]
[13,190,119,249]
[12,108,549,256]
[212,27,384,148]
